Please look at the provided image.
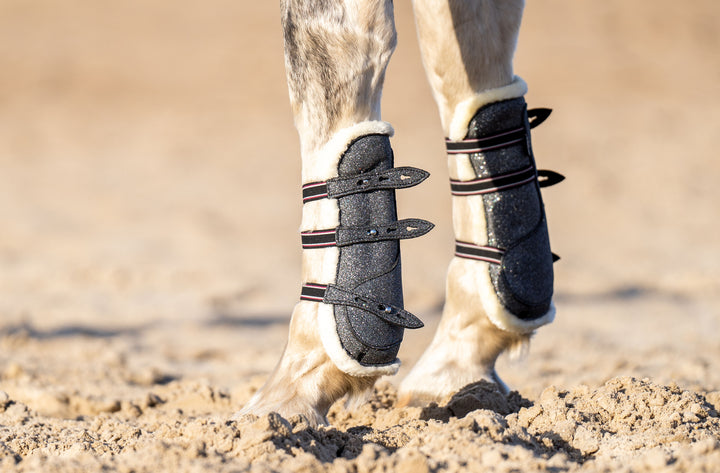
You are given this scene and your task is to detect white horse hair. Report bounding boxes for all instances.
[239,0,555,426]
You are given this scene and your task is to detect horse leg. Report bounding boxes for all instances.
[238,0,431,425]
[399,0,557,404]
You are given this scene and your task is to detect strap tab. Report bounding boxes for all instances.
[328,167,429,198]
[537,169,565,188]
[324,285,424,329]
[302,167,429,203]
[336,218,434,246]
[302,219,434,249]
[528,108,552,129]
[300,283,423,328]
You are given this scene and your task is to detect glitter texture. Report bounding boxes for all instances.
[465,98,554,319]
[332,134,427,366]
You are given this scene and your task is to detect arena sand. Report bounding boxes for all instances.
[1,0,719,471]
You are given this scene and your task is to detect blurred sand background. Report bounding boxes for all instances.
[1,1,719,471]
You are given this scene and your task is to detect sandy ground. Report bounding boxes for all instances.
[1,0,720,471]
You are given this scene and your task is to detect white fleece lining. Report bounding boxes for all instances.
[317,302,400,377]
[302,120,400,376]
[301,247,339,285]
[447,77,528,141]
[472,258,555,333]
[450,198,554,333]
[302,121,394,184]
[301,199,339,232]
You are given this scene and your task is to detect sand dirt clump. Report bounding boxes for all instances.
[3,377,719,472]
[2,0,720,471]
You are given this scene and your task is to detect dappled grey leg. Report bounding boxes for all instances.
[240,0,431,423]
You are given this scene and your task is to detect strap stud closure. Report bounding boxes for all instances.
[302,218,434,249]
[302,166,430,203]
[302,283,424,329]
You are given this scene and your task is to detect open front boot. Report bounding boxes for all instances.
[399,85,563,404]
[240,122,432,424]
[447,96,563,327]
[303,126,433,374]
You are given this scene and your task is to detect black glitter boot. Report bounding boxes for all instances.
[299,124,433,375]
[445,96,563,327]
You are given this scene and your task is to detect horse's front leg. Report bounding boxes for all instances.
[238,0,432,425]
[399,0,558,404]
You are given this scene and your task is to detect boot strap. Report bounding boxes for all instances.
[300,283,423,329]
[448,106,562,264]
[455,240,560,263]
[301,218,434,249]
[445,107,551,155]
[302,167,429,203]
[449,166,564,196]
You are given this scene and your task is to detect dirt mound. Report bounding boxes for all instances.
[232,378,720,472]
[519,377,720,461]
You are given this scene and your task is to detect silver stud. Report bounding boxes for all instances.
[384,306,393,313]
[367,229,378,236]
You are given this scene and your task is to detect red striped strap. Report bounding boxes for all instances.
[450,166,536,196]
[454,240,560,263]
[454,241,505,264]
[300,219,434,249]
[445,107,552,156]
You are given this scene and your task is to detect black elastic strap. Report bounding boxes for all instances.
[455,241,505,264]
[455,240,561,264]
[445,107,553,156]
[301,182,330,203]
[445,127,525,155]
[299,229,337,249]
[450,166,536,196]
[300,283,423,329]
[300,283,328,302]
[450,167,565,196]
